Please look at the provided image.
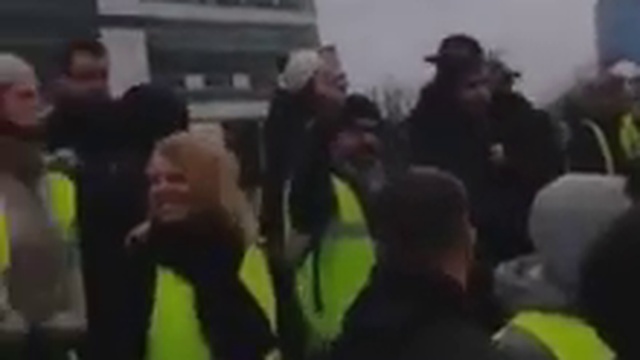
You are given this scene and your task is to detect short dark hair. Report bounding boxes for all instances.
[373,167,469,258]
[579,205,640,356]
[61,39,107,74]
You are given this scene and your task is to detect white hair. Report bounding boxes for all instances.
[280,49,323,93]
[0,54,34,87]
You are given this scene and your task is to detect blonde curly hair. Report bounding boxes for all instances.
[153,130,258,245]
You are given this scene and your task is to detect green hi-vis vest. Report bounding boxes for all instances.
[147,244,278,360]
[506,311,614,360]
[620,114,640,161]
[584,114,640,175]
[296,176,375,352]
[0,171,77,271]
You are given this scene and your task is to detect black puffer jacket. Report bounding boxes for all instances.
[408,84,493,224]
[332,266,506,360]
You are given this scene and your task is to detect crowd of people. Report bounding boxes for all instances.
[0,32,638,360]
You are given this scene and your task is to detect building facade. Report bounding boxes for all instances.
[98,0,319,120]
[0,0,98,81]
[0,0,319,120]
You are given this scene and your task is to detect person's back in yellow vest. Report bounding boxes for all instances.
[494,175,629,360]
[296,176,375,356]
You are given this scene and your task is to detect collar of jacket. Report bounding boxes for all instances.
[372,265,470,314]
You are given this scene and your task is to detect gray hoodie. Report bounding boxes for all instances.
[495,174,630,360]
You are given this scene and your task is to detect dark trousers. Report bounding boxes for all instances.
[0,326,85,360]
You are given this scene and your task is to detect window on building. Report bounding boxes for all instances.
[144,0,304,10]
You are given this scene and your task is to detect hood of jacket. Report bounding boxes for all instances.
[496,174,630,313]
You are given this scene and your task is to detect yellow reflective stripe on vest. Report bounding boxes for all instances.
[584,120,615,175]
[512,311,614,360]
[296,176,375,350]
[148,245,277,360]
[0,199,9,272]
[148,267,210,360]
[333,177,365,225]
[239,245,277,333]
[0,172,77,272]
[620,113,640,160]
[44,172,77,243]
[297,238,374,347]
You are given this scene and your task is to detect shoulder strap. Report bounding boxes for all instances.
[511,311,614,360]
[240,244,277,333]
[583,120,615,175]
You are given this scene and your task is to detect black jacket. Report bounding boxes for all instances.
[46,87,188,358]
[260,89,335,244]
[332,266,505,360]
[408,85,493,223]
[490,92,563,191]
[123,214,276,360]
[484,92,563,262]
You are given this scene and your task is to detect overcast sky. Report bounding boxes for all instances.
[316,0,598,105]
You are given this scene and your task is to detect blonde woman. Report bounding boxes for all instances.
[124,132,276,360]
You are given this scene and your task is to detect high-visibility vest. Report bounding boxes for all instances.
[498,311,614,360]
[583,114,640,175]
[619,113,640,161]
[42,172,78,243]
[147,244,278,360]
[296,176,376,352]
[0,171,77,272]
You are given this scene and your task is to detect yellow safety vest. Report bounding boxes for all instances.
[0,171,77,272]
[43,172,78,243]
[503,311,614,360]
[147,244,278,360]
[584,114,640,175]
[620,114,640,161]
[296,176,375,353]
